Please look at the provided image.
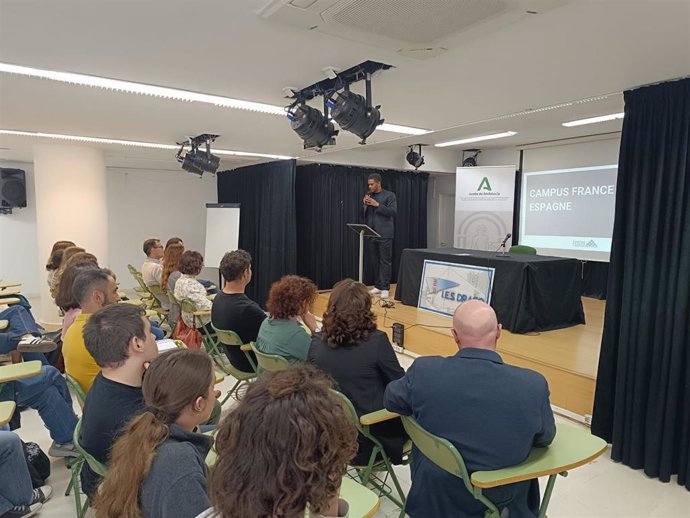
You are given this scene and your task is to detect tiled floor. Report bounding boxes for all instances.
[10,362,690,518]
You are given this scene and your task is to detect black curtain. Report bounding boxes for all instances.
[216,160,297,306]
[591,78,690,489]
[295,164,428,290]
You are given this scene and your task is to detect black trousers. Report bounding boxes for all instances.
[367,238,393,290]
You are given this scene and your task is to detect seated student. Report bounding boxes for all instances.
[46,240,75,291]
[174,251,212,333]
[0,431,53,518]
[161,242,184,328]
[93,349,216,518]
[198,364,357,518]
[255,275,318,363]
[384,301,557,518]
[55,262,100,337]
[210,250,263,372]
[0,364,78,457]
[142,238,171,310]
[63,269,121,393]
[50,246,86,300]
[309,278,407,464]
[79,303,159,497]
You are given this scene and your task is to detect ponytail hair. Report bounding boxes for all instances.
[93,349,214,518]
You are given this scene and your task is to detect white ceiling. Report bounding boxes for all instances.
[0,0,689,170]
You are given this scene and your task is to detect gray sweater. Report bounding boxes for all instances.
[140,424,213,518]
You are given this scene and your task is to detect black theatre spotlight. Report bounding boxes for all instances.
[287,102,338,151]
[406,144,425,170]
[328,90,383,144]
[176,134,220,176]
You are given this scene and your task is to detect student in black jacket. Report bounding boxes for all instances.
[363,173,397,300]
[308,278,407,464]
[92,349,216,518]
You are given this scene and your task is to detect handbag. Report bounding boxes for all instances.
[173,318,202,350]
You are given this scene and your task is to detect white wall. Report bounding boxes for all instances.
[106,168,217,289]
[0,163,217,295]
[0,162,40,295]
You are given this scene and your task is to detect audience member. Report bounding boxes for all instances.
[0,431,53,518]
[199,364,357,518]
[0,363,78,457]
[63,269,121,393]
[79,303,159,496]
[174,251,212,333]
[94,349,215,518]
[211,250,263,372]
[161,242,184,327]
[55,262,100,336]
[142,238,164,286]
[384,300,556,518]
[255,275,318,363]
[165,237,183,249]
[50,246,86,299]
[45,240,75,290]
[309,278,407,464]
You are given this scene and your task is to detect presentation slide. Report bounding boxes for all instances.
[519,165,617,261]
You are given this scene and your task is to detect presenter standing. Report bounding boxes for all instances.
[363,173,397,299]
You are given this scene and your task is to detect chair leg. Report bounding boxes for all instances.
[380,454,407,509]
[538,473,561,518]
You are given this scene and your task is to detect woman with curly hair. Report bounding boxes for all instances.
[309,278,407,465]
[255,275,318,362]
[93,349,216,518]
[197,363,358,518]
[50,246,87,299]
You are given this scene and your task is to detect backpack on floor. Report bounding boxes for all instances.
[22,440,51,487]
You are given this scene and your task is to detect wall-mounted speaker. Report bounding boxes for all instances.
[0,168,27,212]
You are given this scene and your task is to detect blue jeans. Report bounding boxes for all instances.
[0,431,33,514]
[0,305,48,364]
[198,279,219,295]
[0,293,31,310]
[150,320,164,340]
[1,366,77,444]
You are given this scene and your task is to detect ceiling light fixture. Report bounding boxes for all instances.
[287,102,338,151]
[0,129,294,160]
[406,144,425,170]
[435,131,517,147]
[176,134,221,176]
[562,112,624,127]
[0,62,428,135]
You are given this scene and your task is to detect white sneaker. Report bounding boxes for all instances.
[17,336,57,353]
[380,290,390,299]
[369,287,381,295]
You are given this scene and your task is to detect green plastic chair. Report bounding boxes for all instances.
[509,245,537,255]
[249,343,290,372]
[401,415,504,518]
[69,418,108,518]
[146,283,170,327]
[65,374,87,410]
[127,264,159,308]
[211,326,258,404]
[64,375,87,510]
[331,390,410,512]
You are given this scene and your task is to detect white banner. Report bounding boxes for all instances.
[417,259,495,317]
[454,166,516,251]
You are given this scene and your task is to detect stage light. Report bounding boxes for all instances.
[287,103,338,151]
[328,80,383,144]
[406,145,425,170]
[176,134,221,176]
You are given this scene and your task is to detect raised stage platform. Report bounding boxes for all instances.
[313,285,603,419]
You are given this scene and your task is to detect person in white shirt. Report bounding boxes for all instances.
[141,238,164,286]
[174,251,212,331]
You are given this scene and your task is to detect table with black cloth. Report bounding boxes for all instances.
[395,248,585,334]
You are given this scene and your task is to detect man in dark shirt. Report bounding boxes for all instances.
[79,303,159,496]
[384,300,556,518]
[211,249,264,372]
[363,173,397,299]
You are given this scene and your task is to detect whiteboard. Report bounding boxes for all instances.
[204,203,240,268]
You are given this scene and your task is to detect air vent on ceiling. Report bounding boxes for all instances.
[259,0,572,60]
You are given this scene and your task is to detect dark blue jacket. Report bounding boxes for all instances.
[384,348,556,518]
[364,189,397,239]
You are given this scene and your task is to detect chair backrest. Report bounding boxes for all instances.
[509,245,537,255]
[147,283,166,298]
[213,327,243,346]
[330,389,364,434]
[178,298,197,315]
[65,374,87,410]
[73,418,108,477]
[249,343,289,372]
[126,264,141,276]
[400,416,472,487]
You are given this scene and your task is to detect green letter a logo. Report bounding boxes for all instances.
[477,176,492,191]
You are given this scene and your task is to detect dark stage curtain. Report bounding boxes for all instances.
[591,78,690,490]
[216,160,297,306]
[295,164,428,290]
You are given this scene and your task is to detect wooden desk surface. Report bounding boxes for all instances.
[0,401,16,426]
[471,423,607,488]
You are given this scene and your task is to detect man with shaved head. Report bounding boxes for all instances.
[384,300,556,518]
